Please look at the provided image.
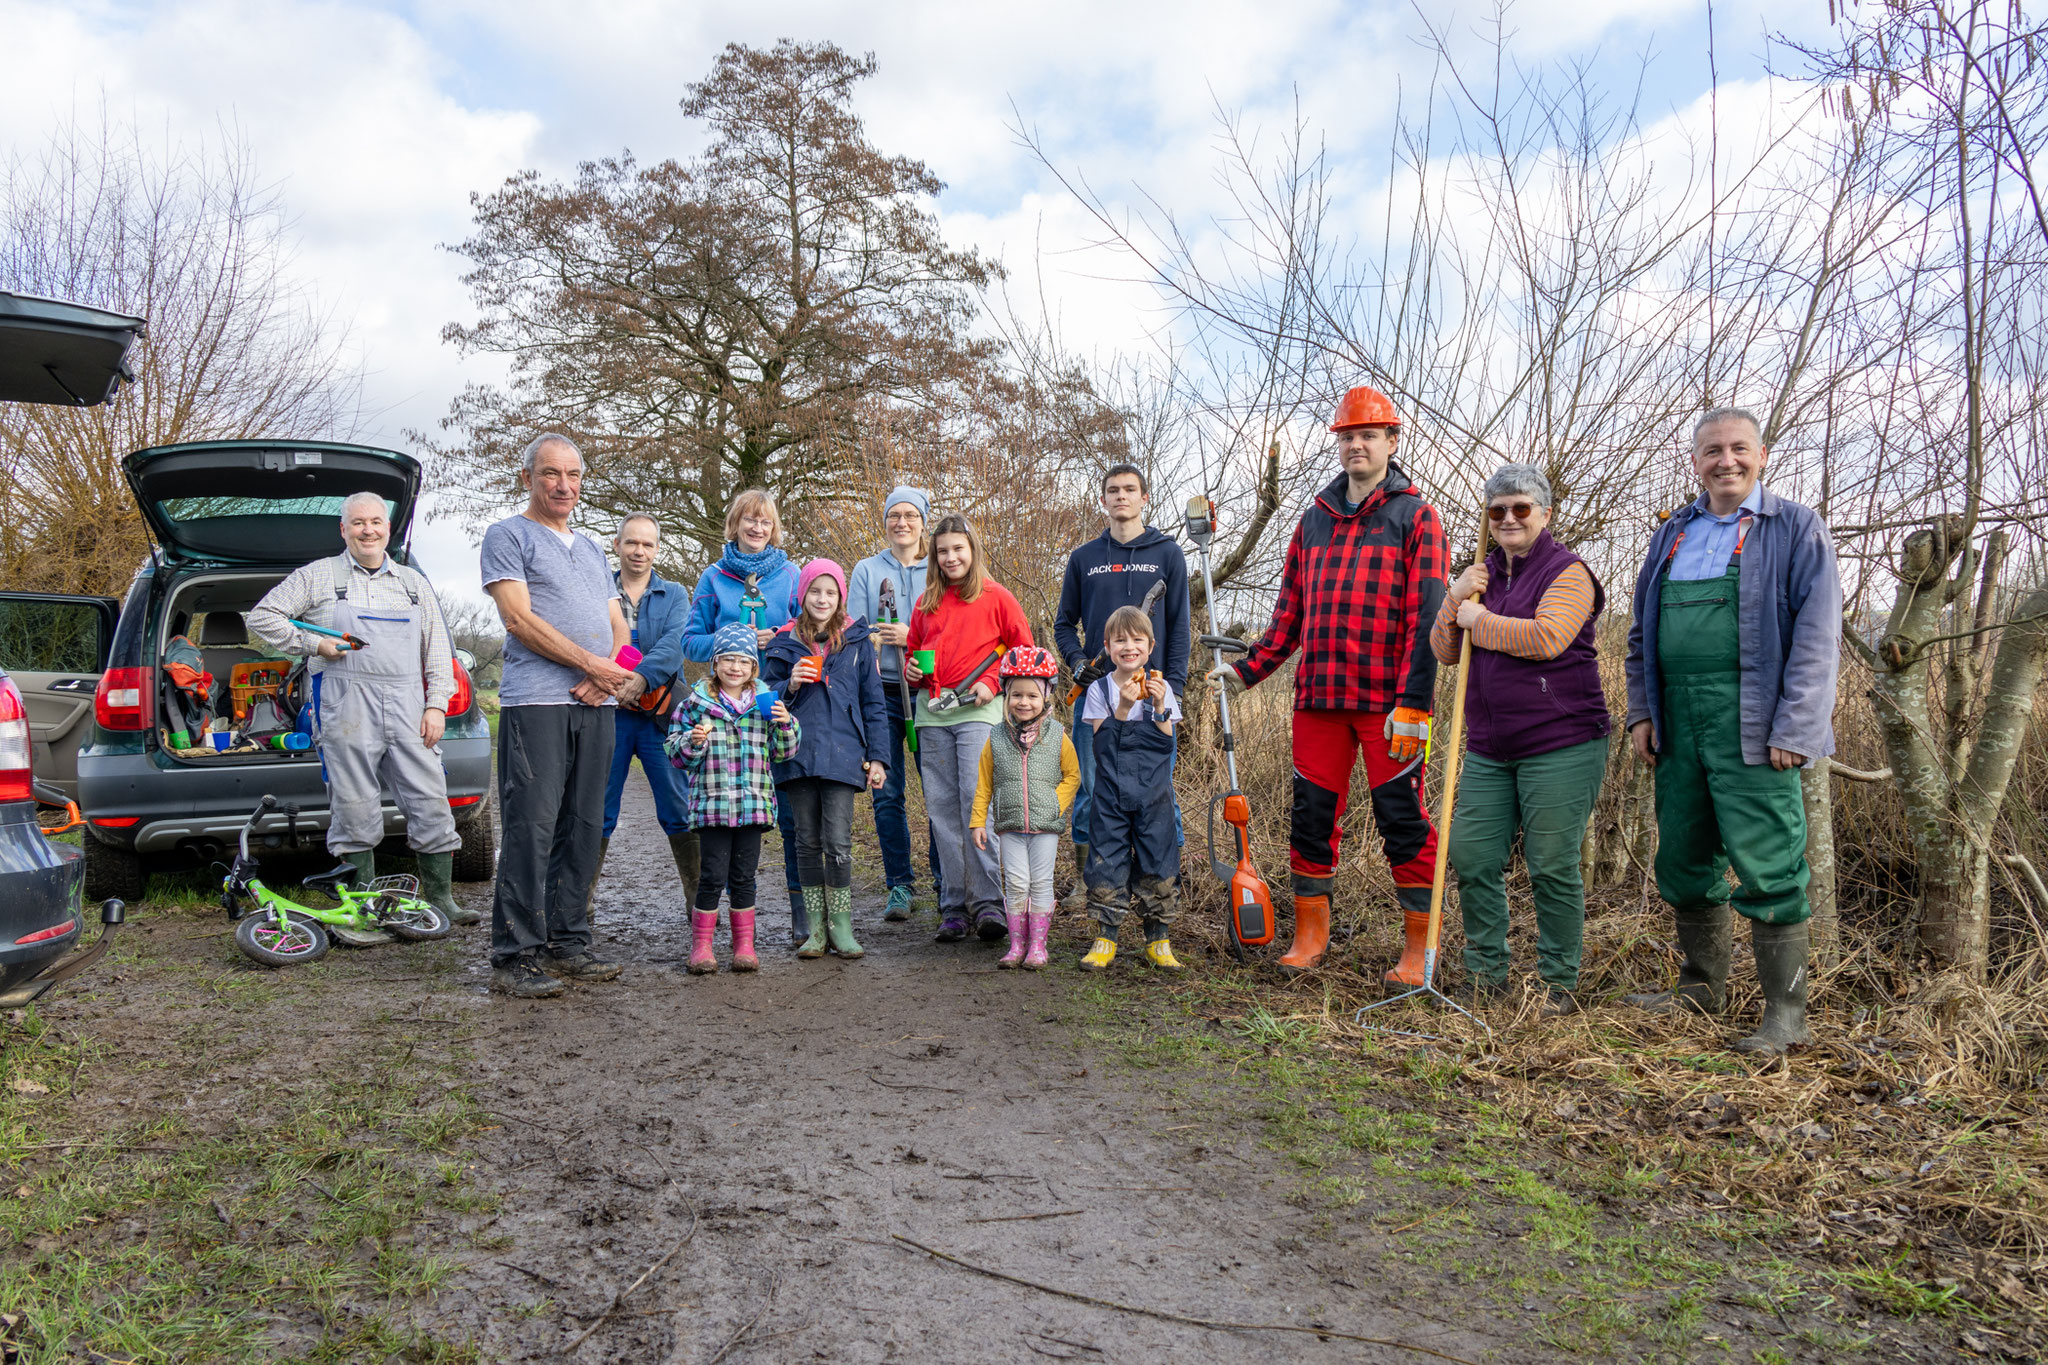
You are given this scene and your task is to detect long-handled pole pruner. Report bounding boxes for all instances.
[1355,510,1493,1040]
[877,578,916,755]
[1184,495,1275,957]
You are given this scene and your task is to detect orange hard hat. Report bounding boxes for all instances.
[1330,386,1401,432]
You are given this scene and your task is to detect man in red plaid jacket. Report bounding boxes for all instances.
[1212,387,1446,983]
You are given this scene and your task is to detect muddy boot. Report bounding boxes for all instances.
[825,886,863,959]
[327,852,394,946]
[1277,892,1330,976]
[583,837,609,925]
[1142,919,1183,972]
[1022,908,1052,970]
[885,885,913,922]
[1060,842,1090,913]
[974,904,1009,942]
[796,888,829,959]
[687,910,719,975]
[667,831,700,902]
[1383,886,1434,992]
[416,851,478,925]
[730,908,759,972]
[1079,937,1117,971]
[1625,903,1732,1015]
[997,904,1028,968]
[1733,921,1811,1055]
[935,909,969,942]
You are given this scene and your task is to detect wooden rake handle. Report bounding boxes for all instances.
[1422,512,1492,964]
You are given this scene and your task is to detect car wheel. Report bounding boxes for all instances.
[83,834,145,903]
[451,796,496,883]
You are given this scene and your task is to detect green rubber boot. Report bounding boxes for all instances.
[796,887,830,959]
[1625,903,1731,1015]
[417,851,478,925]
[344,849,377,886]
[825,884,863,959]
[1733,921,1813,1055]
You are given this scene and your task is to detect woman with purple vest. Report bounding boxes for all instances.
[1430,464,1610,1016]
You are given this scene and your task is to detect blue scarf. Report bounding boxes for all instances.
[719,541,789,580]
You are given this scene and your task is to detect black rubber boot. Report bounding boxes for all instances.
[667,831,701,902]
[583,837,609,924]
[1625,903,1731,1014]
[1733,921,1812,1055]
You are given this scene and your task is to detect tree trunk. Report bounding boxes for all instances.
[1801,759,1840,970]
[1916,833,1991,971]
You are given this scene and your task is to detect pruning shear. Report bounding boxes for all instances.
[741,573,767,630]
[290,619,367,651]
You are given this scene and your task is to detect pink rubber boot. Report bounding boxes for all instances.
[997,903,1028,969]
[730,908,759,973]
[1022,905,1052,970]
[687,910,718,975]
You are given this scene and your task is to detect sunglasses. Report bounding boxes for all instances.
[1487,502,1538,522]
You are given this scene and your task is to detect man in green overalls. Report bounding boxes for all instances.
[1621,408,1842,1055]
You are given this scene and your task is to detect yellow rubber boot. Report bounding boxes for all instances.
[1142,938,1183,971]
[1079,937,1118,971]
[1277,893,1330,976]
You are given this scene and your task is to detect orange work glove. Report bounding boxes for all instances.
[1384,706,1431,763]
[792,655,824,686]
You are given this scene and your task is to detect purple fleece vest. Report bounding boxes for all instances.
[1465,530,1610,762]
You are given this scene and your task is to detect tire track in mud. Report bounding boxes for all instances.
[442,780,1519,1364]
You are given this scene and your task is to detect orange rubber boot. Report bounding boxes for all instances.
[1277,894,1331,976]
[1382,890,1432,990]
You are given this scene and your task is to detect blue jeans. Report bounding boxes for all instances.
[1071,716,1184,848]
[871,685,939,891]
[603,708,689,837]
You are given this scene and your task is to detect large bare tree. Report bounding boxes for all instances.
[0,112,364,596]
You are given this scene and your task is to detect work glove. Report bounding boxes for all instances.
[1208,661,1246,696]
[1384,706,1431,763]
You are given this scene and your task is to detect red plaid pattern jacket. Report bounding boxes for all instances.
[1237,465,1447,714]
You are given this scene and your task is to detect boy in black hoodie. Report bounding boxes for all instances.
[1053,464,1193,904]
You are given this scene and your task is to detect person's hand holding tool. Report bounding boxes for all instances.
[1384,707,1431,763]
[1207,660,1245,695]
[1449,563,1490,601]
[1455,598,1489,631]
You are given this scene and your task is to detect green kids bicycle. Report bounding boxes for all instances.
[222,796,452,966]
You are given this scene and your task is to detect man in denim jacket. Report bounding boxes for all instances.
[1622,407,1842,1055]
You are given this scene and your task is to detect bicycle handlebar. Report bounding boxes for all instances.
[239,796,280,863]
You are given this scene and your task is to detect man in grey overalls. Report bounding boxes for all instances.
[250,491,471,929]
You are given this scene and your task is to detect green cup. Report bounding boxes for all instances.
[911,649,936,679]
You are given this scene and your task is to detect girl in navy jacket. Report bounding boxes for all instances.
[762,559,890,960]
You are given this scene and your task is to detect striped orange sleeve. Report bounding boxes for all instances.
[1469,564,1595,661]
[1430,591,1463,665]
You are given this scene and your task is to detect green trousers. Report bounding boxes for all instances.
[1652,567,1810,926]
[1450,736,1607,989]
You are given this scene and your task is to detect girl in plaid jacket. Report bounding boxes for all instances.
[666,623,801,974]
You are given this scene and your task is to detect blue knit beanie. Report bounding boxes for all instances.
[712,622,759,662]
[883,485,931,523]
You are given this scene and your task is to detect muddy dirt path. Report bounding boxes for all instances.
[438,783,1514,1364]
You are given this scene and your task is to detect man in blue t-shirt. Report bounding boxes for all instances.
[480,432,632,999]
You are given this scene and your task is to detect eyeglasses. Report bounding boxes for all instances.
[1487,502,1538,523]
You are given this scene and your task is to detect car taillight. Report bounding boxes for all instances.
[449,793,483,808]
[446,657,474,718]
[94,667,154,731]
[15,921,77,946]
[0,677,31,803]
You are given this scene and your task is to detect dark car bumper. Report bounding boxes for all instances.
[79,723,492,855]
[0,800,85,998]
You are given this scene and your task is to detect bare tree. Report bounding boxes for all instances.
[437,589,506,688]
[0,110,364,595]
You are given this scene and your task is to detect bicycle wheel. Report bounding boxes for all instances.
[235,910,331,966]
[379,898,452,941]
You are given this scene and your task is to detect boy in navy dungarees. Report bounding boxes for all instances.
[1078,605,1185,972]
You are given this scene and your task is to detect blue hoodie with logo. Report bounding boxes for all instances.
[1053,524,1192,691]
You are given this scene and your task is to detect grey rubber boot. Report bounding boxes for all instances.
[1625,903,1731,1014]
[417,851,478,925]
[1060,842,1090,912]
[583,837,609,924]
[1733,921,1813,1055]
[668,831,701,904]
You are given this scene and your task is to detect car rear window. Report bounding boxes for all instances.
[0,599,106,673]
[157,494,393,522]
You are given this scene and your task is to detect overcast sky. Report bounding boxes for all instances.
[1,0,1820,598]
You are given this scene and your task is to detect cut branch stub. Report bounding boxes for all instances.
[1896,512,1971,588]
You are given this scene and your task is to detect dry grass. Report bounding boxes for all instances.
[1159,659,2048,1332]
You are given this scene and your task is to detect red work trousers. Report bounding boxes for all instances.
[1288,708,1438,894]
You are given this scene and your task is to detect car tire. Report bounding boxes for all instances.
[83,834,145,903]
[451,797,496,883]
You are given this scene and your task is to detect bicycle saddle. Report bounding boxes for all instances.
[301,863,359,897]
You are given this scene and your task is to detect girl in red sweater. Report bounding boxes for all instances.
[905,514,1034,941]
